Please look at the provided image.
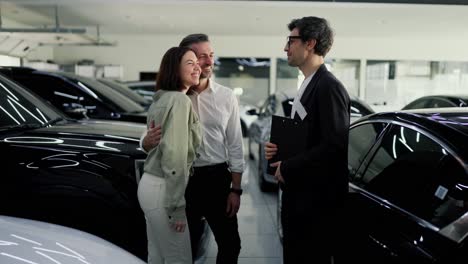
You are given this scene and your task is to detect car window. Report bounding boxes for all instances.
[348,122,387,179]
[98,79,149,106]
[404,99,428,110]
[361,124,468,227]
[428,98,456,108]
[13,75,113,118]
[13,75,80,109]
[61,73,145,113]
[0,75,62,128]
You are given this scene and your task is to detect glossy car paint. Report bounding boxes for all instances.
[0,73,209,260]
[0,67,147,123]
[0,215,145,264]
[402,95,468,110]
[346,109,468,263]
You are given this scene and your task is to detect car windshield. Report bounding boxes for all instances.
[98,79,149,106]
[0,74,64,130]
[59,73,145,114]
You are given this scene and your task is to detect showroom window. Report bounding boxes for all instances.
[276,58,360,100]
[366,60,468,112]
[360,124,467,227]
[214,57,270,107]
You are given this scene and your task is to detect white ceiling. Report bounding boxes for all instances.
[2,0,468,40]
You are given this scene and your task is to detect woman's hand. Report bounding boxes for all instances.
[171,220,186,233]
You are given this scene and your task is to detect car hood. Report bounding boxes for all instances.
[37,119,146,139]
[1,119,146,156]
[119,111,147,124]
[0,215,144,264]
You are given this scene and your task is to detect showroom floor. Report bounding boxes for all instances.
[196,149,283,264]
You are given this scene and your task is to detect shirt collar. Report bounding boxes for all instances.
[190,78,217,95]
[206,79,217,94]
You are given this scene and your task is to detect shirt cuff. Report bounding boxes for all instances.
[229,161,244,174]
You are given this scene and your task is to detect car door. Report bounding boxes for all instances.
[349,123,466,263]
[346,121,388,261]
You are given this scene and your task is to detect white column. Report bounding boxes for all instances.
[359,58,367,100]
[269,57,277,95]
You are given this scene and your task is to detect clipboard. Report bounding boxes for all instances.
[267,115,308,175]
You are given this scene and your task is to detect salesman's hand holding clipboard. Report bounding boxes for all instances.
[264,115,309,185]
[264,142,283,183]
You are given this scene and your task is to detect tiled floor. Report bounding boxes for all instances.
[196,153,283,264]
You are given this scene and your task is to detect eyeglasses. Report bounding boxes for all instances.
[286,36,302,48]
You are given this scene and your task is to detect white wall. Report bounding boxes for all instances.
[29,33,468,81]
[0,55,21,66]
[25,46,55,62]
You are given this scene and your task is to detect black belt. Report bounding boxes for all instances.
[193,162,228,173]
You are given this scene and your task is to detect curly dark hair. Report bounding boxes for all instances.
[288,16,334,57]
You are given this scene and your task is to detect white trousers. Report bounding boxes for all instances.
[137,172,192,264]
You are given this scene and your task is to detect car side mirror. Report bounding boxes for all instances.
[64,104,88,119]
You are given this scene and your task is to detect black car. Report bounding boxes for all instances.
[402,95,468,110]
[0,73,209,260]
[125,80,156,101]
[98,78,152,109]
[345,108,468,263]
[0,67,147,123]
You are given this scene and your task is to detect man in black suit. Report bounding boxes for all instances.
[265,16,350,264]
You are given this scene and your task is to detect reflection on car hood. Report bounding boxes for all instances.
[120,111,147,124]
[35,119,145,140]
[0,215,144,264]
[1,119,146,155]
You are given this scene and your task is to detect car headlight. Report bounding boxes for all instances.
[134,159,145,183]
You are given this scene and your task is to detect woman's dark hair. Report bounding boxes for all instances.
[155,46,194,91]
[288,16,334,57]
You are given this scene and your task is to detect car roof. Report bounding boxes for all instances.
[416,94,468,100]
[357,107,468,161]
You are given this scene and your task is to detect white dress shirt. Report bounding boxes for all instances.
[188,80,244,173]
[291,73,314,119]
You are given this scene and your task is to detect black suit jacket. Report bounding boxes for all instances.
[280,64,350,216]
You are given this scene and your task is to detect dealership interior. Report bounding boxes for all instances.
[1,0,468,263]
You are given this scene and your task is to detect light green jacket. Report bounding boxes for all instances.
[144,90,201,221]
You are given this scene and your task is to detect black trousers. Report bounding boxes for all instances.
[185,163,241,264]
[281,191,343,264]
